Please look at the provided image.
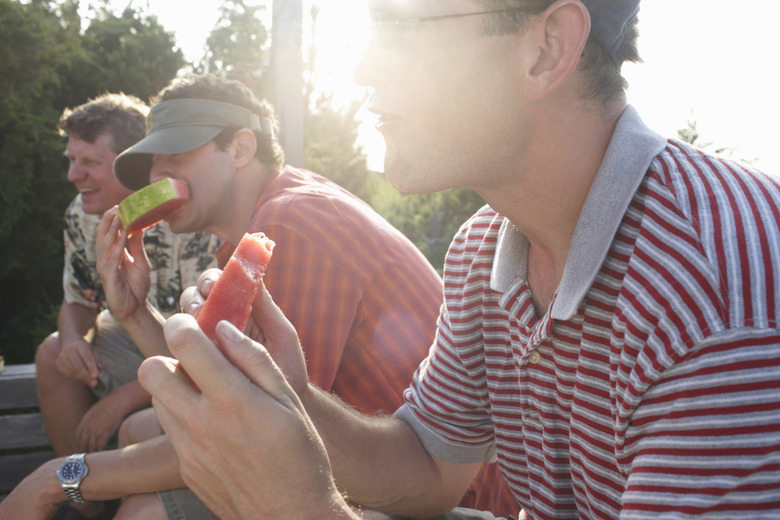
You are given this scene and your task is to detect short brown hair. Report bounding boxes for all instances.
[479,0,641,108]
[58,93,149,154]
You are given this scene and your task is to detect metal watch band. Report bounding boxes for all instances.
[63,485,85,503]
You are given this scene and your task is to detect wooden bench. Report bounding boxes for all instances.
[0,363,55,500]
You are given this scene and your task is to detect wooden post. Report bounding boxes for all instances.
[271,0,304,167]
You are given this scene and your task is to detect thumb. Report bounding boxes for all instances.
[215,320,299,406]
[250,280,297,341]
[126,231,151,271]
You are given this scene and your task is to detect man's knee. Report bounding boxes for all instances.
[115,493,167,520]
[35,333,61,372]
[118,408,162,448]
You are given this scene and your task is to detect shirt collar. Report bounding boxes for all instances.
[490,105,668,320]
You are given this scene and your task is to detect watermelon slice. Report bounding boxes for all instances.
[196,232,275,345]
[117,178,189,234]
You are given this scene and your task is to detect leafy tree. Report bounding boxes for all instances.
[0,0,83,363]
[198,0,270,89]
[62,4,185,106]
[301,7,372,200]
[0,0,184,364]
[369,185,486,273]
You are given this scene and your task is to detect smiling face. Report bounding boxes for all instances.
[354,0,534,195]
[65,133,134,215]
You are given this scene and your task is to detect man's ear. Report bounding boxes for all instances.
[230,128,258,167]
[524,0,590,100]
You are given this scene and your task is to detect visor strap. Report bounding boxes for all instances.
[251,114,275,140]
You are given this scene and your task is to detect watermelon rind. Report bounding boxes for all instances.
[117,178,186,232]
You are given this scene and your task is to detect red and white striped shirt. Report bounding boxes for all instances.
[397,107,780,518]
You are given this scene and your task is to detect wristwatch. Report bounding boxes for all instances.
[56,453,89,503]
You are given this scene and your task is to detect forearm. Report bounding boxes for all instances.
[105,380,152,416]
[80,435,184,500]
[115,300,171,358]
[57,301,98,345]
[20,435,183,509]
[303,386,468,517]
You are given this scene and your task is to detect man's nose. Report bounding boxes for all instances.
[66,162,84,183]
[352,35,387,89]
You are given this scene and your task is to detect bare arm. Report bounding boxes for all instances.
[303,388,482,517]
[95,208,170,358]
[55,300,101,387]
[246,278,483,515]
[0,436,183,520]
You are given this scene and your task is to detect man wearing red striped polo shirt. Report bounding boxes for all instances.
[87,1,780,519]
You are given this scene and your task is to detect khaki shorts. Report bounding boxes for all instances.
[90,310,145,398]
[389,508,517,520]
[159,489,218,520]
[157,489,517,520]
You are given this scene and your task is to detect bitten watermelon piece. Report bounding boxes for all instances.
[117,178,189,234]
[196,232,275,345]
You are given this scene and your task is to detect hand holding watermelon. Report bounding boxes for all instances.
[96,206,153,325]
[178,233,310,396]
[138,312,345,520]
[195,232,275,344]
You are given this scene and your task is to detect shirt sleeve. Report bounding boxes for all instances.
[394,305,497,465]
[262,223,362,391]
[62,200,103,308]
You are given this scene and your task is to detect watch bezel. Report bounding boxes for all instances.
[56,460,87,484]
[57,453,89,501]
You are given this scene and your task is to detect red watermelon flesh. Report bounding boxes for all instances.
[117,178,189,234]
[196,232,275,345]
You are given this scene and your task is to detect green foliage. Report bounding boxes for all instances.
[0,0,81,363]
[677,114,755,164]
[303,93,374,199]
[369,184,486,272]
[199,0,270,85]
[0,0,183,364]
[63,5,185,105]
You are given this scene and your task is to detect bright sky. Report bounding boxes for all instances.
[101,0,780,176]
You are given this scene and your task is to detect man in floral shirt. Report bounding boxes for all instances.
[35,93,219,519]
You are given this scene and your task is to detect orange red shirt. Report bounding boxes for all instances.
[215,166,516,515]
[216,166,443,414]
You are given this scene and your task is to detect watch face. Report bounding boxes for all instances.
[58,462,86,483]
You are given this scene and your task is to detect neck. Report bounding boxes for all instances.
[215,163,276,246]
[483,100,625,305]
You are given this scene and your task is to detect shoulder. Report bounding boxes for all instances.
[648,140,780,218]
[63,195,100,243]
[259,168,433,266]
[639,141,780,330]
[64,195,87,227]
[444,205,502,271]
[259,167,372,222]
[611,144,780,405]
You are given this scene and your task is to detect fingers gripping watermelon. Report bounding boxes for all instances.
[196,232,275,344]
[117,178,189,234]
